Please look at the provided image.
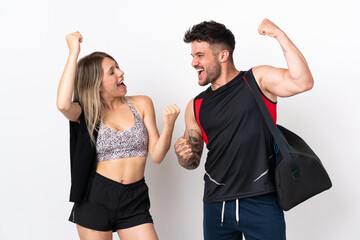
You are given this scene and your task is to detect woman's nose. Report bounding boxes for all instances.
[117,69,124,77]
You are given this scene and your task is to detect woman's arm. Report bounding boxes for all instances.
[139,96,180,164]
[56,31,83,122]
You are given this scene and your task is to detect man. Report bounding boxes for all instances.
[174,19,313,240]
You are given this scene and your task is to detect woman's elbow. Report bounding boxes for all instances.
[56,101,70,112]
[148,152,164,165]
[151,157,163,165]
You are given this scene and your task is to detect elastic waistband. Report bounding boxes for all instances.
[94,172,145,189]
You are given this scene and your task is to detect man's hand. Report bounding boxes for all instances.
[174,136,194,161]
[174,135,202,170]
[258,19,282,38]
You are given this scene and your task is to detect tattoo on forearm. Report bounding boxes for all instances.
[176,129,203,170]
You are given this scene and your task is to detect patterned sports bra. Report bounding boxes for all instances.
[96,99,149,161]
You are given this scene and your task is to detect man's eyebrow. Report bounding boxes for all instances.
[191,51,204,56]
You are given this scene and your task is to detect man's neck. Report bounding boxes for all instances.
[210,65,240,91]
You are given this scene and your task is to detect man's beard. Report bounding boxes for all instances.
[200,62,221,86]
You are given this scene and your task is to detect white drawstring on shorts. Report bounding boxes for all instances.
[220,199,240,226]
[221,201,226,226]
[236,199,239,225]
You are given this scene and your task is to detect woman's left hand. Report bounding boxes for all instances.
[162,104,180,129]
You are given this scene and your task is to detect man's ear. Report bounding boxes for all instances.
[218,50,229,63]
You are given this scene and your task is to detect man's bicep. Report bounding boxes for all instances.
[253,65,306,98]
[184,99,204,143]
[184,99,204,153]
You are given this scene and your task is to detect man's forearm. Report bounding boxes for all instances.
[275,30,313,87]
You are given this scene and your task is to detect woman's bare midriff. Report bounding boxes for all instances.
[96,156,147,184]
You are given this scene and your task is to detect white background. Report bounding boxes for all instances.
[1,0,359,239]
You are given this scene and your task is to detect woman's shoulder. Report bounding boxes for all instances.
[125,95,154,117]
[126,95,153,107]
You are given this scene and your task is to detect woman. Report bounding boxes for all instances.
[57,31,180,240]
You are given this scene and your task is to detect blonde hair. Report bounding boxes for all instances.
[73,52,117,144]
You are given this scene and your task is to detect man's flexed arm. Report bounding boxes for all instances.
[174,99,204,170]
[253,19,314,99]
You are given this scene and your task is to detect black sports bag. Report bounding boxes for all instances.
[244,70,332,211]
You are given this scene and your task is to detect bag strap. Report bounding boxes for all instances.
[243,69,300,179]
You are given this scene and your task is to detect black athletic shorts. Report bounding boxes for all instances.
[69,173,153,231]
